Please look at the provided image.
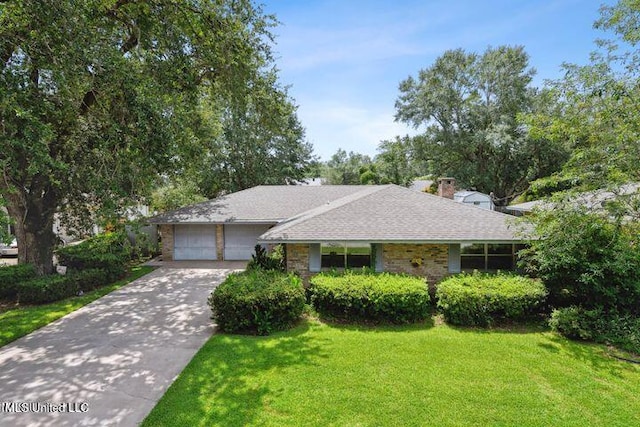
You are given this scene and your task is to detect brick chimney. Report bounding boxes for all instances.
[437,177,456,199]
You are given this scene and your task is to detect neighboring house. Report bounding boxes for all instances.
[415,177,495,210]
[504,200,541,216]
[150,183,525,283]
[505,182,640,216]
[52,204,155,245]
[1,207,12,237]
[409,179,433,193]
[294,177,326,186]
[454,191,495,211]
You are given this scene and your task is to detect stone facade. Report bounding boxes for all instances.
[382,243,449,284]
[284,242,451,286]
[286,244,310,281]
[159,224,174,261]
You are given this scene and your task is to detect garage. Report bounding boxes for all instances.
[224,224,272,260]
[173,224,217,260]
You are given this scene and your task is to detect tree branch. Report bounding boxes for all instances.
[1,43,14,67]
[120,29,139,53]
[79,1,140,115]
[79,89,98,116]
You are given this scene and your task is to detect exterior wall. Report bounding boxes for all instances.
[286,244,311,282]
[285,242,451,286]
[216,224,224,260]
[456,192,494,211]
[382,244,449,285]
[159,224,174,261]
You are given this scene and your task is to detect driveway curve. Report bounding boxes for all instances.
[0,267,237,427]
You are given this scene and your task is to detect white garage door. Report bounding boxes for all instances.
[224,224,272,260]
[174,225,217,260]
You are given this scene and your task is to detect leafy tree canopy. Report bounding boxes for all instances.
[321,149,373,185]
[374,136,427,186]
[519,2,640,318]
[395,45,568,205]
[0,0,303,273]
[523,1,640,194]
[194,70,314,198]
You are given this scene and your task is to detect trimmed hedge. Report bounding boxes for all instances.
[16,275,78,304]
[308,271,431,323]
[0,231,133,305]
[66,268,111,293]
[57,231,131,281]
[0,264,38,299]
[208,270,305,335]
[436,273,547,326]
[14,268,113,304]
[550,306,640,355]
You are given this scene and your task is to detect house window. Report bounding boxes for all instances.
[460,243,523,271]
[321,243,371,269]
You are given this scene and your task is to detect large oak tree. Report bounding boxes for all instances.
[395,46,568,205]
[0,0,281,274]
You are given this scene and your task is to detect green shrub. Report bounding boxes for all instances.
[0,264,38,299]
[208,270,305,335]
[308,271,431,323]
[520,210,640,314]
[550,306,640,354]
[549,306,597,340]
[436,273,547,326]
[57,231,131,281]
[65,268,110,293]
[14,268,114,304]
[247,244,285,272]
[16,275,79,304]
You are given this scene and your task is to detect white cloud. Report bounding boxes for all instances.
[298,102,418,160]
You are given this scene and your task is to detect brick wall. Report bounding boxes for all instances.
[437,177,456,199]
[159,224,174,261]
[284,242,450,287]
[382,243,449,285]
[216,224,224,260]
[286,244,310,281]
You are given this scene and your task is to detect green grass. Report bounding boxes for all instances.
[0,265,154,347]
[143,319,640,427]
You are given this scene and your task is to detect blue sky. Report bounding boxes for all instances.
[260,0,617,160]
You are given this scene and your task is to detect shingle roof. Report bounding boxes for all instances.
[506,182,640,213]
[259,185,524,243]
[148,185,368,224]
[505,200,542,213]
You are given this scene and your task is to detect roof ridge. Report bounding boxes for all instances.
[263,185,391,236]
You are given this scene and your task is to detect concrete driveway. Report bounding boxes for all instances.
[0,266,239,426]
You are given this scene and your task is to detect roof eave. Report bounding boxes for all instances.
[258,238,531,245]
[150,219,282,225]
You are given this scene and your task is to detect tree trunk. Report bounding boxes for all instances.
[5,189,57,276]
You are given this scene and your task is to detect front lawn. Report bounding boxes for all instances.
[0,265,154,347]
[143,319,640,426]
